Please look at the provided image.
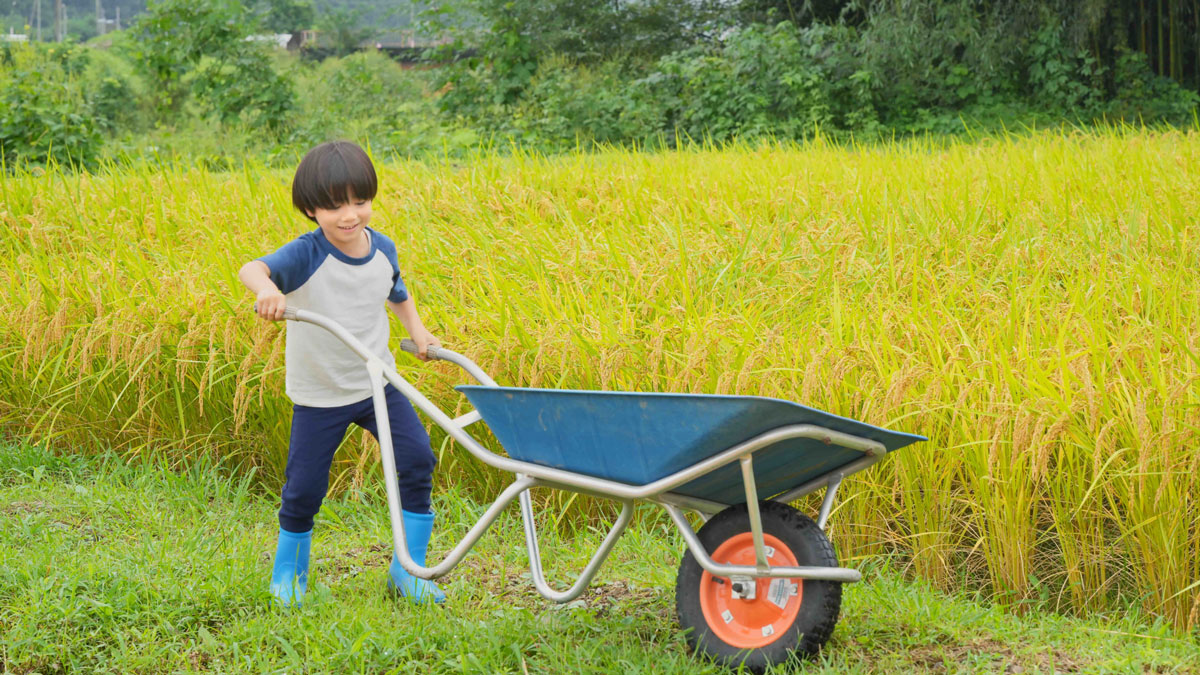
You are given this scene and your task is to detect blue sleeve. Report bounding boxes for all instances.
[257,234,324,295]
[374,232,410,303]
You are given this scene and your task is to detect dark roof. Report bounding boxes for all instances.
[362,31,452,49]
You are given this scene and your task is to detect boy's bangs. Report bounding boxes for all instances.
[312,150,377,208]
[292,142,378,219]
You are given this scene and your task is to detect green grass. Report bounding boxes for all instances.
[2,443,1195,674]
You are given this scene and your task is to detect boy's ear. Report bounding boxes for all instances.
[306,209,315,218]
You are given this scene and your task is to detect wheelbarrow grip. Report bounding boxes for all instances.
[250,304,299,321]
[400,338,442,361]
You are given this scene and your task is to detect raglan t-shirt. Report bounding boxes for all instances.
[258,227,409,407]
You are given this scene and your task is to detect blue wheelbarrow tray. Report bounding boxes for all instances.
[458,386,925,506]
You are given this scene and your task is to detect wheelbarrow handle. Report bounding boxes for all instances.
[250,303,299,321]
[250,304,495,385]
[400,338,442,361]
[253,306,442,360]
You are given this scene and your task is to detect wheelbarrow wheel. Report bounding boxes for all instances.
[675,501,842,672]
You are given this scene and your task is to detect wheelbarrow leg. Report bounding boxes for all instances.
[518,484,634,603]
[817,473,844,531]
[739,456,769,571]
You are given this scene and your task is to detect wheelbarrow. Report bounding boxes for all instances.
[275,307,925,670]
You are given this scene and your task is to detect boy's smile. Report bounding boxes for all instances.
[309,195,373,257]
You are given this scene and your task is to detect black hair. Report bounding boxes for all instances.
[291,141,378,222]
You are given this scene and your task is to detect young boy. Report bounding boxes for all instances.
[239,141,444,606]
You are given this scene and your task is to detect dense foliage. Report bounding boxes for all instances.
[0,43,106,166]
[0,0,1198,165]
[437,0,1200,145]
[129,0,294,128]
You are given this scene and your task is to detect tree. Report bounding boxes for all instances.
[459,0,725,64]
[255,0,315,34]
[316,7,375,56]
[734,0,860,26]
[131,0,294,130]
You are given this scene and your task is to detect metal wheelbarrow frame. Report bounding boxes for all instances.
[277,307,925,666]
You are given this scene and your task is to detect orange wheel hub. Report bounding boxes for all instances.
[698,533,802,649]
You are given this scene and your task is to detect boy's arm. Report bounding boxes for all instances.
[239,260,288,321]
[387,297,439,361]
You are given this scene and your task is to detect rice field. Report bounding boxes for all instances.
[1,128,1198,632]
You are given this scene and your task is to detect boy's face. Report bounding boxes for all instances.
[308,192,372,253]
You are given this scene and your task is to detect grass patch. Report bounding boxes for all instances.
[2,444,1196,673]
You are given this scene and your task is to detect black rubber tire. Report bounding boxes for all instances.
[675,501,842,672]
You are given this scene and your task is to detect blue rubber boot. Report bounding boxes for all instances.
[387,510,446,604]
[269,527,311,607]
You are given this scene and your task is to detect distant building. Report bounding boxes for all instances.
[365,31,456,64]
[368,30,454,50]
[296,29,464,64]
[245,30,315,51]
[2,28,28,42]
[246,33,293,49]
[288,30,315,51]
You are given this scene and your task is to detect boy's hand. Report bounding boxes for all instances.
[410,329,441,361]
[255,289,288,321]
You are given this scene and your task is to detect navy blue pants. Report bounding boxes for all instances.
[279,384,436,533]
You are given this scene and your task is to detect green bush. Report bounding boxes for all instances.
[1025,24,1105,117]
[1108,49,1199,123]
[132,0,295,133]
[82,47,150,135]
[647,23,877,142]
[438,22,884,148]
[0,43,103,167]
[510,57,665,150]
[190,52,296,133]
[301,51,426,127]
[856,2,1003,124]
[288,51,477,158]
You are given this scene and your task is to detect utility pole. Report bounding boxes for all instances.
[115,6,120,31]
[34,0,41,41]
[53,0,62,41]
[96,0,103,36]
